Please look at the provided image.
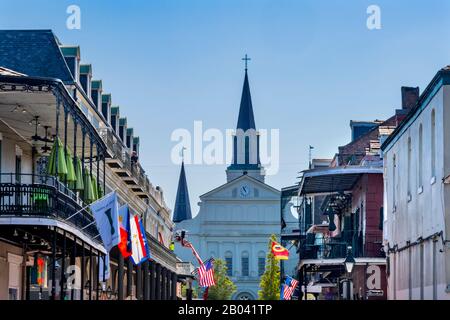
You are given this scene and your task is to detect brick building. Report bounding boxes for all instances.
[291,87,416,300]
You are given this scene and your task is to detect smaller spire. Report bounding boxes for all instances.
[172,161,192,223]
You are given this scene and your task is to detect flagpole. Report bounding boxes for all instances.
[64,191,114,221]
[81,221,96,230]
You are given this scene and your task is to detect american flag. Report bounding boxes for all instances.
[181,240,215,288]
[197,259,215,288]
[282,276,298,300]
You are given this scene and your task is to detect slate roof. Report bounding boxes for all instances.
[172,162,192,223]
[236,70,256,131]
[0,30,74,83]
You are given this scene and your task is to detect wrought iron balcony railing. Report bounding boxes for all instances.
[0,173,99,240]
[299,234,384,260]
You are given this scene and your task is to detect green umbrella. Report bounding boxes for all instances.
[71,156,84,191]
[46,137,68,179]
[65,148,76,183]
[91,174,98,201]
[83,169,95,203]
[98,184,104,198]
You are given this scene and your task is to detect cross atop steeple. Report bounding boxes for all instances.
[242,54,251,71]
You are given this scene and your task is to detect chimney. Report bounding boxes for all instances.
[401,86,419,109]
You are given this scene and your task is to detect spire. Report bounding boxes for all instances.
[172,161,192,223]
[236,68,256,131]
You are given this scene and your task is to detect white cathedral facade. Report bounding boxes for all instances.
[173,67,281,300]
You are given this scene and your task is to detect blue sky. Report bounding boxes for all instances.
[1,0,450,215]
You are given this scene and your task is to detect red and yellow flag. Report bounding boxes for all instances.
[271,241,289,260]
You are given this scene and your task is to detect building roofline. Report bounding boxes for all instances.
[382,66,450,152]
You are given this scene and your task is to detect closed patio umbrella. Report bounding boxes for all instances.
[91,174,98,201]
[71,156,84,191]
[83,169,95,203]
[46,137,68,179]
[98,184,104,198]
[65,148,76,183]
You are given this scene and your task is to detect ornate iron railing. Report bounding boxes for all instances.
[300,234,384,260]
[0,174,99,240]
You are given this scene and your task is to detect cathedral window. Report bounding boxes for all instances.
[225,251,233,276]
[258,251,265,276]
[241,251,249,276]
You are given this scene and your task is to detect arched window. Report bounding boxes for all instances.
[392,154,396,211]
[225,251,233,277]
[431,109,436,178]
[418,124,423,188]
[241,251,249,277]
[407,137,412,198]
[258,251,266,276]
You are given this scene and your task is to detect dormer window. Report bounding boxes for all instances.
[60,46,80,82]
[119,118,127,143]
[126,128,134,151]
[110,106,120,133]
[133,137,140,157]
[91,80,103,109]
[101,94,111,124]
[79,64,92,98]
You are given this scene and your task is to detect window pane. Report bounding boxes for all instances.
[258,257,265,276]
[225,257,232,276]
[242,257,249,276]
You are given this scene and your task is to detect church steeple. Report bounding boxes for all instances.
[172,161,192,223]
[236,68,256,131]
[226,55,265,183]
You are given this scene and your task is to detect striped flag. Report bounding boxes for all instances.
[198,259,215,288]
[129,215,151,265]
[180,239,215,290]
[282,276,298,300]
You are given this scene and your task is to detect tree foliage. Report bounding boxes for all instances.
[258,234,280,300]
[207,258,237,300]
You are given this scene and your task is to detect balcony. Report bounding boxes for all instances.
[300,234,384,260]
[0,173,99,241]
[101,128,147,193]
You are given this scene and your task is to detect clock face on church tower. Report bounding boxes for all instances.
[239,185,251,198]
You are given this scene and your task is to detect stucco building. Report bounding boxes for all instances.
[382,67,450,300]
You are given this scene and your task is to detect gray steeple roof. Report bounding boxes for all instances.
[236,70,256,131]
[172,161,192,223]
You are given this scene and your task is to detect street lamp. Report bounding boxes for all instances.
[344,246,355,274]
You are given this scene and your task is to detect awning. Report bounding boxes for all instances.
[299,166,383,195]
[299,257,386,269]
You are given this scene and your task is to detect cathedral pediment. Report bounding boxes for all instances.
[200,174,280,201]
